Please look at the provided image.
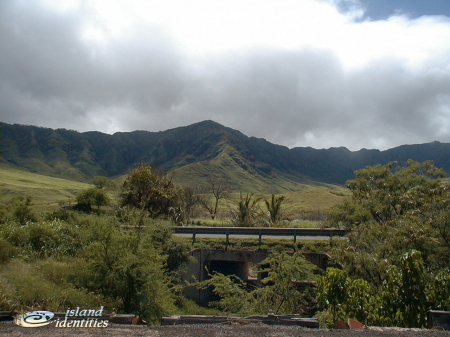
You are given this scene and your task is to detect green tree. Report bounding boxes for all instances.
[230,192,262,227]
[83,220,176,323]
[120,163,183,219]
[91,176,117,190]
[255,251,315,314]
[328,160,449,283]
[329,160,447,230]
[398,250,427,327]
[317,268,373,326]
[316,268,350,323]
[264,194,285,225]
[371,250,430,327]
[76,187,110,212]
[197,251,315,316]
[425,271,450,311]
[196,272,254,314]
[318,251,448,328]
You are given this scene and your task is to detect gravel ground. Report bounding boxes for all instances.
[0,322,448,337]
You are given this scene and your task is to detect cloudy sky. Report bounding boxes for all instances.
[1,0,449,150]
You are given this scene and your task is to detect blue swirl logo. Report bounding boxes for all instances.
[15,311,54,327]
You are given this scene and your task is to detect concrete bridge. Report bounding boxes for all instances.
[181,249,332,305]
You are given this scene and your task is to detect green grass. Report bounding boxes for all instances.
[0,160,350,218]
[181,237,334,252]
[282,184,349,214]
[0,165,91,210]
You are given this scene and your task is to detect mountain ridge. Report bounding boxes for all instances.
[1,121,448,193]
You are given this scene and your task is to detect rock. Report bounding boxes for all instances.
[333,320,349,329]
[348,318,365,330]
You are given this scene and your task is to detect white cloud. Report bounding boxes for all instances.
[0,0,449,150]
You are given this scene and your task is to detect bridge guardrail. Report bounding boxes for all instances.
[173,226,349,244]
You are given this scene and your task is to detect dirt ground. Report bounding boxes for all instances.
[0,322,448,337]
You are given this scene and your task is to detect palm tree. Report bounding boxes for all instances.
[264,194,285,226]
[232,192,262,227]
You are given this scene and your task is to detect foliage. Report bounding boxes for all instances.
[425,271,450,311]
[255,251,316,314]
[317,251,449,328]
[196,251,316,316]
[328,160,449,284]
[120,163,184,220]
[0,238,18,264]
[0,219,84,259]
[91,176,117,190]
[76,187,110,212]
[0,206,190,323]
[316,268,372,324]
[0,258,106,312]
[114,207,191,272]
[230,192,262,227]
[82,220,176,323]
[264,194,285,225]
[196,272,255,315]
[329,160,447,228]
[13,196,40,225]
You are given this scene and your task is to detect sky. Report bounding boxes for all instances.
[0,0,449,151]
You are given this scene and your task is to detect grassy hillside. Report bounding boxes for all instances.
[0,164,91,210]
[0,163,348,215]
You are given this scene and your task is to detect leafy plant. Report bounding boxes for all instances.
[76,187,110,212]
[264,194,285,225]
[230,192,262,227]
[120,163,184,220]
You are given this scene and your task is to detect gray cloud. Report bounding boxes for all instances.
[0,0,448,151]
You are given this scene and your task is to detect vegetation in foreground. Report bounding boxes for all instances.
[0,160,448,328]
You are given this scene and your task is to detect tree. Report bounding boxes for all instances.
[120,163,183,219]
[328,160,449,283]
[196,251,315,316]
[317,268,351,323]
[181,185,203,222]
[322,160,449,327]
[198,176,230,220]
[230,192,262,227]
[83,220,176,323]
[76,187,110,212]
[255,251,315,314]
[329,160,447,230]
[264,194,285,225]
[196,272,254,314]
[91,176,117,190]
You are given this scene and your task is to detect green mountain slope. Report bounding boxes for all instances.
[1,121,448,194]
[0,164,90,208]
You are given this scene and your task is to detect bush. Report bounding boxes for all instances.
[0,238,17,264]
[76,187,110,212]
[0,259,107,312]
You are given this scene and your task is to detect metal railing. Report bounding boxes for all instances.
[173,226,349,245]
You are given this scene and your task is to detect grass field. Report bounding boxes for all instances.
[0,165,91,210]
[0,164,349,216]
